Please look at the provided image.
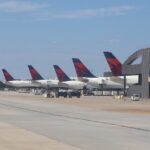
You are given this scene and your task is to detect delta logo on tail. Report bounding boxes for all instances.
[28,65,44,80]
[2,69,14,81]
[72,58,96,78]
[53,65,71,82]
[103,51,122,76]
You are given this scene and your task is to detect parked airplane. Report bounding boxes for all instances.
[103,51,138,85]
[53,65,86,90]
[28,65,59,89]
[72,58,124,90]
[2,69,39,88]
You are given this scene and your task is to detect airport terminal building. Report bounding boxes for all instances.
[122,48,150,98]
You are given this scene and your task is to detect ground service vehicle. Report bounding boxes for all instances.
[131,94,140,101]
[56,90,81,98]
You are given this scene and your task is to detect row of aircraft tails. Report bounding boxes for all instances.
[1,52,139,91]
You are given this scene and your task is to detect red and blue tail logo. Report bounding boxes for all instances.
[28,65,44,80]
[53,65,71,82]
[2,69,14,81]
[72,58,95,78]
[103,51,122,76]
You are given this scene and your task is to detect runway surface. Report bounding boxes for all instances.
[0,93,150,150]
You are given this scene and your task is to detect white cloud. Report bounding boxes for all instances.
[0,1,47,12]
[57,6,135,19]
[35,5,135,21]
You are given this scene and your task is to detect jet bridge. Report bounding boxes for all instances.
[122,48,150,98]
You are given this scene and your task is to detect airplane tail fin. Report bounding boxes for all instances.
[2,69,14,81]
[72,58,96,78]
[53,65,71,82]
[103,51,122,76]
[28,65,44,80]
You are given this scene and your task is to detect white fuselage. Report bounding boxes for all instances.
[81,77,124,90]
[3,80,40,88]
[59,80,86,90]
[32,79,59,88]
[121,75,139,85]
[109,75,139,86]
[81,75,139,90]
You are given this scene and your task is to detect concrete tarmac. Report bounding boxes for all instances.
[0,92,150,150]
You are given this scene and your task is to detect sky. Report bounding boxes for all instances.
[0,0,150,80]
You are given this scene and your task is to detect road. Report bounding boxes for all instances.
[0,93,150,150]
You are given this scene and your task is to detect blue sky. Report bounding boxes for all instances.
[0,0,150,79]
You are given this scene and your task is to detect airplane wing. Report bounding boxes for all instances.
[30,80,42,87]
[109,76,124,84]
[31,80,40,84]
[78,77,89,83]
[58,82,69,88]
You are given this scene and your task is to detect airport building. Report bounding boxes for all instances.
[122,48,150,98]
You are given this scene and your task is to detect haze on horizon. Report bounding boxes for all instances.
[0,0,149,80]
